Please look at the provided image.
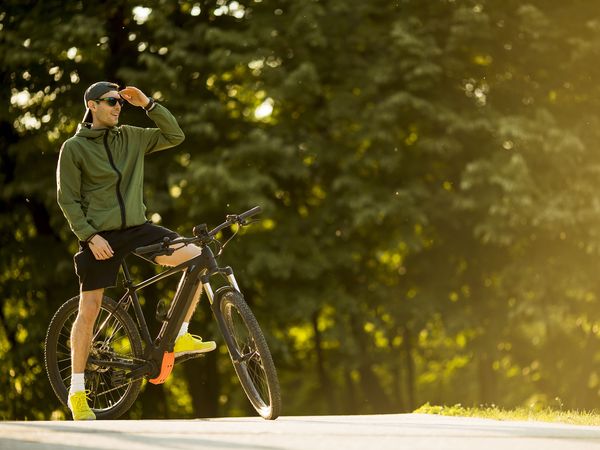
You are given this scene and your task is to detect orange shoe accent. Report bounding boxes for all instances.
[149,351,175,385]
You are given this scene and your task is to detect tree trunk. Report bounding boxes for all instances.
[140,383,168,419]
[477,351,496,405]
[184,353,220,417]
[311,310,336,412]
[403,326,416,411]
[349,313,391,413]
[343,369,357,414]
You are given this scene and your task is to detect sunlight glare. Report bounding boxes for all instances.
[254,98,274,120]
[133,6,152,25]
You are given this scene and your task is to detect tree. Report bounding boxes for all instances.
[3,0,600,419]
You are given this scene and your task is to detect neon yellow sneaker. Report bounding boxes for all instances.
[174,333,216,356]
[68,391,96,421]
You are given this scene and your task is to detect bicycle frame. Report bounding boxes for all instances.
[84,206,264,386]
[87,244,242,382]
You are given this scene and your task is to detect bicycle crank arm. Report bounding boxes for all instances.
[127,362,157,381]
[87,357,139,371]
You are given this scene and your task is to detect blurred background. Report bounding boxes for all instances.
[3,0,600,420]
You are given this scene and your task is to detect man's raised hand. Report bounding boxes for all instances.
[119,86,150,108]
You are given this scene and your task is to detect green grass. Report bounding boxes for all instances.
[414,402,600,426]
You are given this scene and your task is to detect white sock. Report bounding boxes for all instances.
[177,322,189,339]
[70,373,85,395]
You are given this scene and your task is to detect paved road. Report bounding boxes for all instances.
[2,413,600,450]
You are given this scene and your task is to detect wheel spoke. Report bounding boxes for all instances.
[248,360,268,399]
[46,298,143,419]
[100,319,125,349]
[221,292,280,419]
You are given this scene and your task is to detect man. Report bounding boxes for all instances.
[56,81,215,421]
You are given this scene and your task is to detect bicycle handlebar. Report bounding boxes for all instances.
[134,206,262,256]
[134,242,164,255]
[239,205,262,222]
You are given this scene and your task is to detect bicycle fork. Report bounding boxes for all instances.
[201,268,253,365]
[201,266,240,306]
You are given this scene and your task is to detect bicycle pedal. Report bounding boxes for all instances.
[174,353,205,364]
[149,351,175,384]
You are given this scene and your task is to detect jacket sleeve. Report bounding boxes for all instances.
[141,103,185,154]
[56,143,98,241]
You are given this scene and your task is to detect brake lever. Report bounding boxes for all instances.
[161,236,175,256]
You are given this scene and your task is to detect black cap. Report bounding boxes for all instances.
[82,81,119,123]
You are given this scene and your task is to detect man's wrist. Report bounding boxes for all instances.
[144,97,156,111]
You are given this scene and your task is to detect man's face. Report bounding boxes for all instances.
[88,90,123,128]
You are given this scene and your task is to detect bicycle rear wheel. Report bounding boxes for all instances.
[44,296,144,419]
[218,289,281,420]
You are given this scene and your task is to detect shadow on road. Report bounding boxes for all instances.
[3,421,283,450]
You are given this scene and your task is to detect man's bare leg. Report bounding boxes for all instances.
[155,245,203,321]
[71,289,103,378]
[68,288,102,420]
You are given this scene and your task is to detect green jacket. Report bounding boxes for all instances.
[56,103,185,241]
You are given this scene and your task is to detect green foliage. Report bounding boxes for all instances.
[415,402,600,426]
[3,0,600,419]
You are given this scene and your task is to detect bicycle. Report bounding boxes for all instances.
[44,206,281,420]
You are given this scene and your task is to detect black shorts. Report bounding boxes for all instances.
[74,222,180,292]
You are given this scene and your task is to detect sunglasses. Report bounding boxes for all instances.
[95,97,125,107]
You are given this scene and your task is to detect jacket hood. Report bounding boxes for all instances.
[75,124,121,140]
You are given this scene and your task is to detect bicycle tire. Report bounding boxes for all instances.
[218,289,281,420]
[44,295,144,419]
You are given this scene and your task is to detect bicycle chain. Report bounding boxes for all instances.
[87,348,148,399]
[88,349,202,399]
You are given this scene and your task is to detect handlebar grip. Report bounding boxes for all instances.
[239,206,262,221]
[135,242,163,255]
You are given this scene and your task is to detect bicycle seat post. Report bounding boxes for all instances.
[121,260,133,288]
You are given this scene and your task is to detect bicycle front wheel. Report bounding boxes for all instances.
[218,289,281,420]
[44,295,144,419]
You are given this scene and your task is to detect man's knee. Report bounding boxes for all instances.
[156,244,202,267]
[78,288,103,322]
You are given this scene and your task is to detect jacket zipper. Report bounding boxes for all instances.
[103,130,127,229]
